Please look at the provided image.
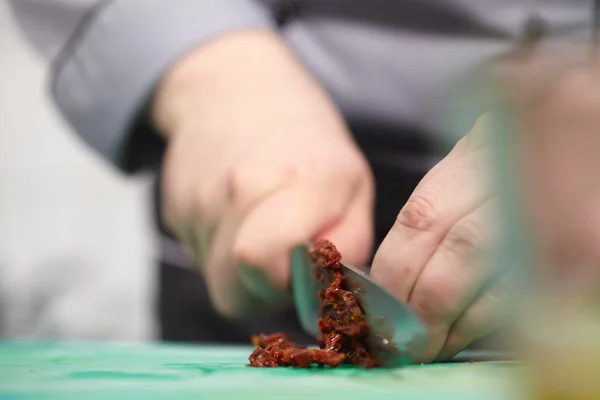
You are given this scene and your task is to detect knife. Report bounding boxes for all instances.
[291,244,428,367]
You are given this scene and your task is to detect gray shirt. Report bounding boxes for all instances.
[7,0,595,173]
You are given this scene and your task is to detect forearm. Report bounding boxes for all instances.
[8,0,277,173]
[153,29,333,139]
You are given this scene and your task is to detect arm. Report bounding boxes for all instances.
[7,0,277,172]
[9,0,375,321]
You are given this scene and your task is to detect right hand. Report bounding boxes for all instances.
[152,30,375,318]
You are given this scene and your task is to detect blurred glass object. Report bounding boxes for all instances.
[448,22,600,397]
[487,39,600,400]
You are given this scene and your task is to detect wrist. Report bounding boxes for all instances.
[152,29,309,139]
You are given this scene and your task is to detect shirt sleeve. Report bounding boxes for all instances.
[7,0,277,173]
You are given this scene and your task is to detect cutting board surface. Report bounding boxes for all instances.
[0,341,524,400]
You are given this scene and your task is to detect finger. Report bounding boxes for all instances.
[206,183,355,317]
[235,170,374,305]
[161,180,227,275]
[192,159,293,253]
[371,115,492,302]
[435,274,516,362]
[185,223,211,272]
[203,200,269,318]
[234,183,354,286]
[226,160,299,215]
[207,162,297,291]
[408,200,496,363]
[317,178,375,269]
[168,155,297,278]
[160,132,229,241]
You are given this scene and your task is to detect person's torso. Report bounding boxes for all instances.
[264,0,594,147]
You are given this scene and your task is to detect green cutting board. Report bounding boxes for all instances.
[0,341,526,400]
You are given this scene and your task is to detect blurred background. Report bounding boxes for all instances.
[0,1,156,341]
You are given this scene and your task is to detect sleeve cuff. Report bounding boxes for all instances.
[51,0,276,171]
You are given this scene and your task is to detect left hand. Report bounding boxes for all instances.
[371,114,512,363]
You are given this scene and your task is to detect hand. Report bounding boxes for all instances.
[371,115,511,363]
[152,30,374,318]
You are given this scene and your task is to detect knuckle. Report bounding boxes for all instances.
[443,219,489,259]
[356,160,376,193]
[227,163,286,209]
[317,149,372,193]
[396,194,440,232]
[346,153,372,179]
